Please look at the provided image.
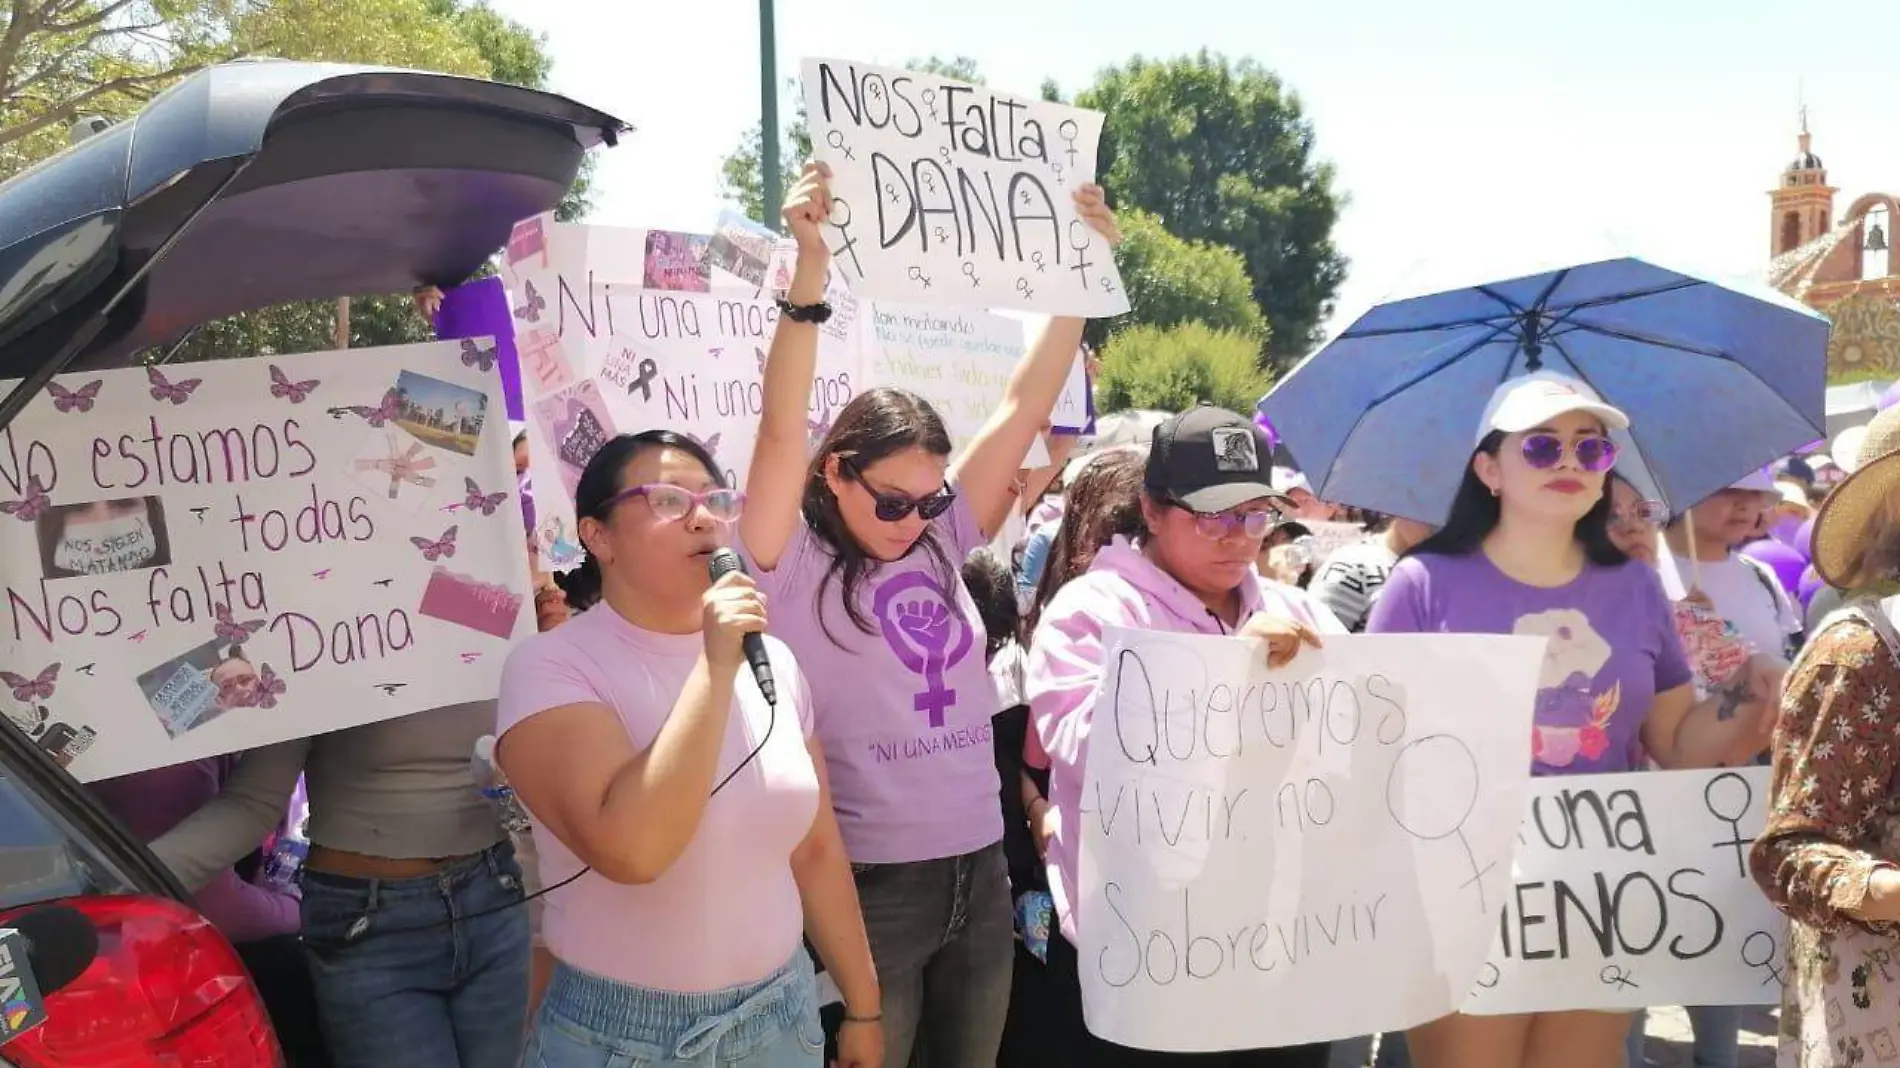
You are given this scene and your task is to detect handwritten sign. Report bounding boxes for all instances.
[1078,628,1543,1050]
[0,343,531,781]
[803,58,1129,317]
[1303,521,1368,564]
[1462,766,1788,1014]
[866,303,1050,466]
[500,215,866,571]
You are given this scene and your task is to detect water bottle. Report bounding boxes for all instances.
[471,736,532,836]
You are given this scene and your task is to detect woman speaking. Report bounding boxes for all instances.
[497,430,880,1067]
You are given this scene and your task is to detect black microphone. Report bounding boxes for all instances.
[708,548,777,707]
[7,903,99,996]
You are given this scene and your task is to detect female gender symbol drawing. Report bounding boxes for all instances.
[827,199,864,277]
[1057,118,1080,168]
[1385,734,1488,911]
[872,571,974,728]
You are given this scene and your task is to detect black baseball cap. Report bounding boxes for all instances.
[1145,405,1289,514]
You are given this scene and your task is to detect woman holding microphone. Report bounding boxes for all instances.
[496,425,880,1067]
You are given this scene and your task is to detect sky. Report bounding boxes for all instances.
[489,0,1900,338]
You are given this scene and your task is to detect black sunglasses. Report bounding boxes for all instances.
[843,457,956,522]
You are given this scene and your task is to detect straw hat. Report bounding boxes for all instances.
[1810,405,1900,587]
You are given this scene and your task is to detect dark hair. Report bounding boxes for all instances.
[1407,430,1626,566]
[37,496,173,579]
[512,430,528,447]
[960,548,1019,659]
[801,387,957,643]
[1026,448,1148,636]
[554,430,727,611]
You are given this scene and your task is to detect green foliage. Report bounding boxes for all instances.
[0,0,594,361]
[1096,321,1274,416]
[719,56,981,225]
[1079,51,1346,363]
[1096,209,1267,350]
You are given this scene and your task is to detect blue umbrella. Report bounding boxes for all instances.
[1260,257,1828,524]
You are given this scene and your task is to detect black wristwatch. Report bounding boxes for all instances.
[776,298,833,325]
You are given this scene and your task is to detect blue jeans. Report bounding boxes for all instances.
[1626,1006,1741,1068]
[524,951,823,1067]
[850,841,1014,1068]
[301,841,531,1068]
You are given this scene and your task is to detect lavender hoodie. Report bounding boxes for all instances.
[1024,537,1345,944]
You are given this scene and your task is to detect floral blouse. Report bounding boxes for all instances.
[1750,613,1900,1067]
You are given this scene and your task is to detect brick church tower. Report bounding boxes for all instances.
[1770,110,1836,257]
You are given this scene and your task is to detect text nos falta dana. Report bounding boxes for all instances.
[805,58,1122,304]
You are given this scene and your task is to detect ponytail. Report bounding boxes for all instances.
[555,554,604,612]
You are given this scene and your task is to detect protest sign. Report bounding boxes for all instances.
[0,343,531,781]
[802,58,1129,317]
[1303,521,1368,564]
[1078,629,1544,1050]
[865,303,1052,466]
[500,215,866,571]
[706,211,779,289]
[1462,765,1788,1014]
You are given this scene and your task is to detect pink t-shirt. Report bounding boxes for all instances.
[743,493,1002,864]
[496,604,818,992]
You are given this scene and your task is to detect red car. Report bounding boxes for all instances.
[0,59,622,1066]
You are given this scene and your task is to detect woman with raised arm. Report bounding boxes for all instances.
[738,163,1120,1068]
[495,430,880,1068]
[1365,372,1773,1068]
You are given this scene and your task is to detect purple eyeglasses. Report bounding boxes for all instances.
[1521,433,1617,473]
[605,484,745,523]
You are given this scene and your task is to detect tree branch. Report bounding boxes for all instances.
[41,0,141,36]
[3,20,158,100]
[0,0,48,91]
[0,65,193,148]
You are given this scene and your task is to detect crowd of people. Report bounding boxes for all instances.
[68,159,1900,1068]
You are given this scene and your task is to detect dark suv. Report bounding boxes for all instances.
[0,59,621,1067]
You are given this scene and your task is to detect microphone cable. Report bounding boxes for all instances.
[337,677,777,943]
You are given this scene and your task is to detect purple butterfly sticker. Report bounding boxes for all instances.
[686,431,721,461]
[337,388,402,428]
[46,380,102,414]
[513,279,547,323]
[148,366,202,405]
[0,476,50,522]
[0,662,59,703]
[756,347,767,375]
[269,364,319,404]
[463,477,508,516]
[411,525,459,562]
[460,340,498,373]
[252,664,287,709]
[214,603,265,645]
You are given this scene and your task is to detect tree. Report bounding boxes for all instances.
[0,0,491,181]
[1095,321,1274,415]
[719,55,982,224]
[1078,52,1346,364]
[105,0,592,362]
[1095,208,1267,349]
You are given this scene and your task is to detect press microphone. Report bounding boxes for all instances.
[0,904,99,1045]
[708,548,778,707]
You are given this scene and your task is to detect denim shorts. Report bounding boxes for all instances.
[525,950,823,1067]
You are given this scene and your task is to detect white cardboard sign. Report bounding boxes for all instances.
[1077,628,1544,1050]
[1463,765,1789,1014]
[0,343,531,780]
[803,57,1130,318]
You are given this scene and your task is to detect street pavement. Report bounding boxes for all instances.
[1326,1006,1780,1067]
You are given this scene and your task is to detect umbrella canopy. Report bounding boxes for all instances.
[0,59,627,381]
[1261,257,1829,524]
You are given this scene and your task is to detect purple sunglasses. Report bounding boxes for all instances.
[1520,433,1617,473]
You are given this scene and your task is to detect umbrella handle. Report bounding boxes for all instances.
[1683,509,1704,593]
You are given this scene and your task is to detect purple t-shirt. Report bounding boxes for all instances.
[1366,551,1692,775]
[742,492,1001,864]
